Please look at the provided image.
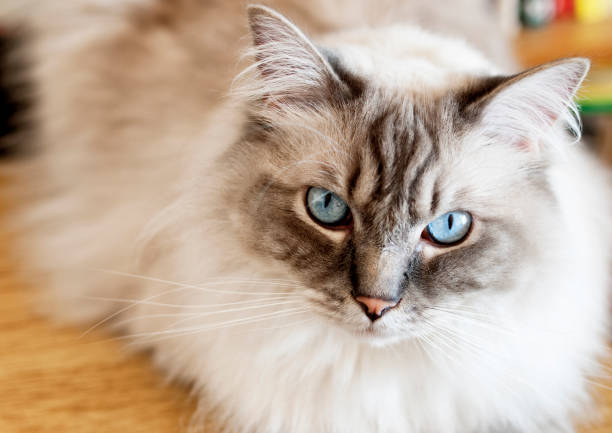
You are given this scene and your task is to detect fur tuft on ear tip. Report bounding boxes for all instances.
[246,4,290,42]
[234,3,339,112]
[548,57,590,93]
[245,4,314,52]
[474,57,592,153]
[561,57,590,79]
[246,4,285,24]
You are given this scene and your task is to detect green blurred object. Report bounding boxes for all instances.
[579,101,612,113]
[578,66,612,113]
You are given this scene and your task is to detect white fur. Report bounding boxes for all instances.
[479,60,588,153]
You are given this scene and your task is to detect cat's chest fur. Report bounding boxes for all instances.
[148,302,594,433]
[137,228,604,433]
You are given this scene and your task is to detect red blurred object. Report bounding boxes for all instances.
[555,0,575,18]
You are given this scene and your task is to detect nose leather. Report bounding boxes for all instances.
[355,295,400,321]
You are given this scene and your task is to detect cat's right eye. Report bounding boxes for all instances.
[305,187,351,228]
[422,211,472,246]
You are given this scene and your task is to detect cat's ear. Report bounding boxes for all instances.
[243,5,357,108]
[468,58,589,152]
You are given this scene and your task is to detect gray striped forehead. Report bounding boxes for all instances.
[343,91,461,239]
[233,63,547,304]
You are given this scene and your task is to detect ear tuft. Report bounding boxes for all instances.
[476,58,589,152]
[235,5,338,109]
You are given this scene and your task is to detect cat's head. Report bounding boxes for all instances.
[220,6,588,342]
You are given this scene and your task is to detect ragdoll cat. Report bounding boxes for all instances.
[3,1,611,433]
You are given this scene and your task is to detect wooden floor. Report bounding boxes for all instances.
[0,185,200,432]
[0,181,611,433]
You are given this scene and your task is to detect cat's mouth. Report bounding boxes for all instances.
[306,294,422,343]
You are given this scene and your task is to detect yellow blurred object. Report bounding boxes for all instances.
[580,67,612,102]
[575,0,610,23]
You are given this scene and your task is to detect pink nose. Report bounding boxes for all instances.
[355,296,400,321]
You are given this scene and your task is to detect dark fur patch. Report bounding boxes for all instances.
[430,179,441,215]
[366,110,391,197]
[321,48,367,101]
[0,29,34,156]
[454,75,510,124]
[346,157,362,200]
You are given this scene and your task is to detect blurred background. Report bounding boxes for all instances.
[510,0,612,164]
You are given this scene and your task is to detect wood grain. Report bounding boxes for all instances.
[0,183,610,433]
[0,189,198,432]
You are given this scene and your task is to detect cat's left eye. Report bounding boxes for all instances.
[423,211,472,246]
[305,187,351,228]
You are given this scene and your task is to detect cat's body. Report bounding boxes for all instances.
[3,2,611,433]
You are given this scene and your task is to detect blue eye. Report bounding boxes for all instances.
[306,187,350,226]
[425,211,472,245]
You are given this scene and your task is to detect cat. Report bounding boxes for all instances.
[2,1,611,433]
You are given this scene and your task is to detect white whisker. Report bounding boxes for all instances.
[428,306,518,337]
[80,269,308,337]
[122,307,311,340]
[126,308,312,346]
[92,269,309,293]
[158,300,304,329]
[112,299,304,330]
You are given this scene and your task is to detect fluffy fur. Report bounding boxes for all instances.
[2,2,611,433]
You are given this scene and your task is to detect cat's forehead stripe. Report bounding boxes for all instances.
[430,178,441,216]
[357,94,446,225]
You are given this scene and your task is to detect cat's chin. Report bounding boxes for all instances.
[316,312,419,347]
[346,325,413,347]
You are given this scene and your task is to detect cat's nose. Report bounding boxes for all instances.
[354,295,400,321]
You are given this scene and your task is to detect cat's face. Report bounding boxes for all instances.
[220,6,587,342]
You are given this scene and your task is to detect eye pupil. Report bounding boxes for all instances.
[447,213,454,230]
[324,192,332,207]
